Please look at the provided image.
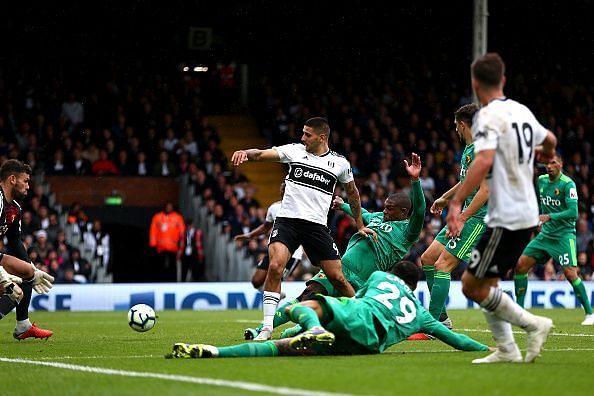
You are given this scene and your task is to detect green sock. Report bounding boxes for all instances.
[218,341,278,358]
[514,273,528,308]
[273,298,299,328]
[571,278,593,315]
[429,271,451,320]
[288,305,321,330]
[422,265,435,291]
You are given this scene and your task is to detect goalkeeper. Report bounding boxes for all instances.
[168,261,490,358]
[245,152,426,340]
[0,159,55,340]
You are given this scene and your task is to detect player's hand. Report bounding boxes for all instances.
[234,234,250,242]
[332,196,345,210]
[446,200,463,237]
[539,214,551,224]
[358,226,378,242]
[32,267,54,294]
[404,152,422,180]
[430,197,448,215]
[535,146,554,164]
[231,150,249,166]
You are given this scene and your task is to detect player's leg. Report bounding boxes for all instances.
[421,229,447,293]
[558,238,594,324]
[429,249,459,320]
[302,223,354,297]
[0,259,24,318]
[256,241,292,340]
[285,300,335,351]
[514,255,537,307]
[1,254,53,339]
[464,227,552,363]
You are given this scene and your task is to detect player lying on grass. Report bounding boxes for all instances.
[244,153,426,340]
[0,159,54,340]
[167,261,490,358]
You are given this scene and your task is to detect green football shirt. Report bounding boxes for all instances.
[538,173,578,237]
[461,144,488,219]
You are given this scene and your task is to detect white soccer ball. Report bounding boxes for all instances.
[128,304,156,332]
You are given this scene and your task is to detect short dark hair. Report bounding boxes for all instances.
[454,103,479,126]
[386,192,411,214]
[305,117,330,136]
[390,260,420,291]
[0,159,32,181]
[471,53,505,88]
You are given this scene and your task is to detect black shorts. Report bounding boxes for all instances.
[269,217,340,264]
[467,226,535,279]
[256,255,301,279]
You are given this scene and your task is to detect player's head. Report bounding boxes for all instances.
[0,159,32,201]
[545,153,563,179]
[383,192,411,221]
[390,260,419,291]
[454,103,479,142]
[302,117,330,154]
[471,53,506,103]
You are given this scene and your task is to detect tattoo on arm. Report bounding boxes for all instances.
[345,181,364,228]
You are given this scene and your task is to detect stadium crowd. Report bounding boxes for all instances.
[0,59,592,282]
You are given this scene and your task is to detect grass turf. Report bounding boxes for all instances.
[0,308,592,395]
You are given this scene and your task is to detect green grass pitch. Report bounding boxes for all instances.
[0,309,592,395]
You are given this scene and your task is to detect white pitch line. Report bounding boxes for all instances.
[0,357,354,396]
[458,328,594,337]
[388,347,594,354]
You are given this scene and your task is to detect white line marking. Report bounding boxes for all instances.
[387,347,594,354]
[459,328,594,337]
[0,357,354,396]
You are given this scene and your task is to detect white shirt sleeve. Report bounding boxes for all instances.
[272,144,300,163]
[531,117,548,146]
[473,108,500,153]
[338,159,354,184]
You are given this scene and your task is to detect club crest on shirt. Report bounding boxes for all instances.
[554,188,560,196]
[466,155,472,165]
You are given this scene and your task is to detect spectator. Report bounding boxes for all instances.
[577,218,593,254]
[83,219,111,270]
[152,150,177,177]
[149,202,185,281]
[91,149,119,175]
[181,219,205,281]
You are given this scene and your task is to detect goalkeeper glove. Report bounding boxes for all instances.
[30,264,55,294]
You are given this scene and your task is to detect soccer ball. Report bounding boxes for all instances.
[128,304,156,332]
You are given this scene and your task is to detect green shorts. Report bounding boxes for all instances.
[522,233,577,267]
[307,266,366,297]
[313,295,380,355]
[435,216,486,261]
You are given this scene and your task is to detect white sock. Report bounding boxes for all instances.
[480,287,537,330]
[482,309,516,352]
[16,319,32,333]
[262,291,281,330]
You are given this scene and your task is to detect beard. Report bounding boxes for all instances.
[11,186,26,201]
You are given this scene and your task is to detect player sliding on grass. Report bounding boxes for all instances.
[167,261,490,359]
[514,154,594,325]
[244,152,425,340]
[0,159,55,340]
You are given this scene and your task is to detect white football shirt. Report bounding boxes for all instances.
[473,98,548,230]
[273,143,353,225]
[265,200,303,259]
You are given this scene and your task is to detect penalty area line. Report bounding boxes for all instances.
[0,357,355,396]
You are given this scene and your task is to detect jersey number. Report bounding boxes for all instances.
[512,122,533,164]
[372,281,417,324]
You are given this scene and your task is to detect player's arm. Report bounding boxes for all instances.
[422,317,489,352]
[332,195,372,225]
[231,148,280,166]
[535,131,558,163]
[431,181,461,215]
[344,180,377,240]
[447,149,494,235]
[234,221,274,242]
[460,178,489,221]
[404,153,426,242]
[6,223,30,263]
